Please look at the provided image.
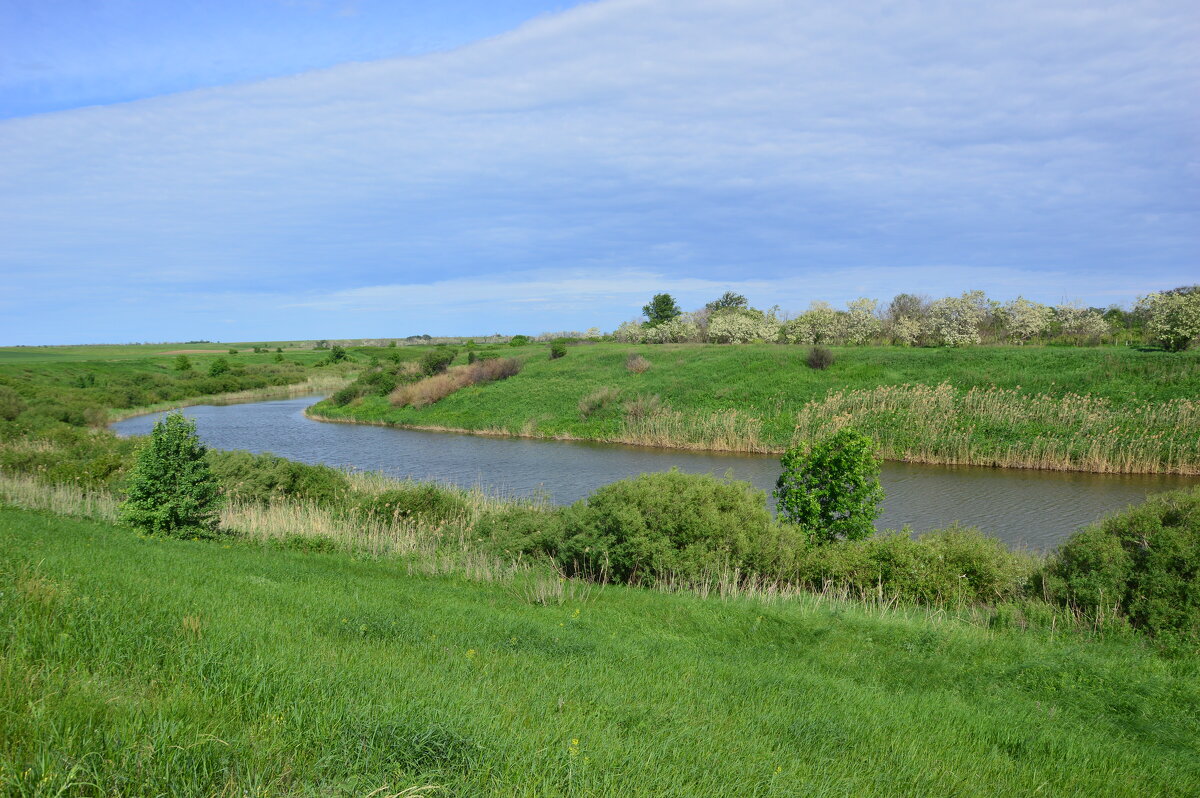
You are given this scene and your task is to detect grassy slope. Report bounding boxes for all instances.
[313,344,1200,465]
[3,506,1198,797]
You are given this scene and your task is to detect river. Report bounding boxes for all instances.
[111,395,1196,550]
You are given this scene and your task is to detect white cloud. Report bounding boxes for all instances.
[1,0,1197,343]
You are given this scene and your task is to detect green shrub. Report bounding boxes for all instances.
[419,349,456,377]
[358,483,469,526]
[120,412,224,537]
[173,355,192,371]
[1048,487,1200,639]
[0,386,26,422]
[775,428,884,543]
[554,470,793,584]
[208,358,230,377]
[508,335,531,347]
[228,348,238,355]
[549,342,567,360]
[790,526,1036,606]
[477,506,567,560]
[329,385,361,407]
[806,346,834,370]
[205,449,351,507]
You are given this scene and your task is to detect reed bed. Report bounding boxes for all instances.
[791,383,1200,474]
[617,406,769,452]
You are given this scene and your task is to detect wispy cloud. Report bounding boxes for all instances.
[1,0,1197,343]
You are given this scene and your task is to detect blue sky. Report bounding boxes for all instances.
[1,0,1197,345]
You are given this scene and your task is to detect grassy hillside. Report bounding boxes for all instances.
[313,343,1200,473]
[2,505,1198,797]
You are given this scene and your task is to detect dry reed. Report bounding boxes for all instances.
[390,358,521,408]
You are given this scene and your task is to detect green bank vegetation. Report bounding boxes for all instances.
[311,343,1200,474]
[2,343,1199,794]
[2,488,1199,796]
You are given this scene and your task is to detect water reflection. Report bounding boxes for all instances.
[112,396,1196,550]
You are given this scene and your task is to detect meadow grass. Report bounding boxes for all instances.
[1,505,1197,797]
[312,343,1200,473]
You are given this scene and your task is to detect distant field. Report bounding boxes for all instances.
[313,343,1200,474]
[2,506,1196,797]
[0,341,313,363]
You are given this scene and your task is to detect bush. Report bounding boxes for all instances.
[508,335,531,347]
[789,526,1035,606]
[1047,487,1200,639]
[208,358,230,377]
[419,349,457,376]
[552,470,793,584]
[206,449,351,507]
[120,412,224,537]
[626,354,651,374]
[358,483,469,526]
[775,428,884,543]
[549,342,567,359]
[477,506,567,560]
[173,355,192,371]
[329,385,361,407]
[0,386,26,422]
[806,346,835,370]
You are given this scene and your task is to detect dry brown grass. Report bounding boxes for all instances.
[626,353,652,374]
[578,386,621,418]
[390,358,521,408]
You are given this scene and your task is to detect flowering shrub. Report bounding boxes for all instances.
[780,302,842,344]
[843,298,882,345]
[707,308,779,343]
[1139,290,1200,352]
[928,291,988,347]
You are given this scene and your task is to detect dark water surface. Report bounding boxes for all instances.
[112,396,1196,550]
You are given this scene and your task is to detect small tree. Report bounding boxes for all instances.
[120,412,223,536]
[208,357,230,377]
[774,428,884,544]
[705,291,748,312]
[173,354,192,371]
[642,293,682,327]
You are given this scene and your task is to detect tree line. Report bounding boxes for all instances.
[610,286,1200,350]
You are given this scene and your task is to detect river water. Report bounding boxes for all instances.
[111,396,1196,550]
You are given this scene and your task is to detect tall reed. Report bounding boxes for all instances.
[791,383,1200,474]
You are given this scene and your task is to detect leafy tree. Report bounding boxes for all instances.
[327,345,349,363]
[774,428,884,544]
[120,411,223,536]
[173,354,192,371]
[705,291,748,312]
[208,358,230,377]
[1139,289,1200,352]
[928,290,989,347]
[642,293,682,327]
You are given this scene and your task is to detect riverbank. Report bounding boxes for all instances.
[310,343,1200,474]
[2,501,1197,796]
[108,374,350,421]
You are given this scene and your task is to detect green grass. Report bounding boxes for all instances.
[312,343,1200,473]
[2,505,1198,797]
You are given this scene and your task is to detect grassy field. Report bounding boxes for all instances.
[312,343,1200,474]
[2,505,1198,797]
